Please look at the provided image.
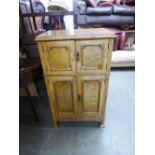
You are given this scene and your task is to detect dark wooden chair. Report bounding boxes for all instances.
[19,58,42,121]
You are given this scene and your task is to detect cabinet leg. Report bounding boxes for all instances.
[99,121,105,128]
[52,121,58,128]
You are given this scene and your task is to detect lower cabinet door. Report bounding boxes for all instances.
[47,76,77,118]
[77,75,105,117]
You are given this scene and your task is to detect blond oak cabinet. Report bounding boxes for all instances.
[36,28,115,127]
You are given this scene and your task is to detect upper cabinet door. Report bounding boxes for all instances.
[76,39,109,74]
[43,41,76,75]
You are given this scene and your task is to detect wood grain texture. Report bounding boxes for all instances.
[76,39,109,74]
[35,28,115,41]
[44,77,58,127]
[77,76,105,117]
[100,39,114,127]
[42,41,76,75]
[47,76,77,118]
[36,28,115,127]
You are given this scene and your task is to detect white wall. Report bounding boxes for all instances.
[63,0,74,29]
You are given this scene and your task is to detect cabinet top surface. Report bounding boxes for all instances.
[35,28,115,41]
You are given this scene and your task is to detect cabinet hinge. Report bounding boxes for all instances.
[106,63,108,71]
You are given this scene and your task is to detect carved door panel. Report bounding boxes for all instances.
[43,41,76,75]
[77,75,105,117]
[76,40,109,74]
[47,76,77,118]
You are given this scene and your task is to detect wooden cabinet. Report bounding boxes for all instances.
[36,28,115,127]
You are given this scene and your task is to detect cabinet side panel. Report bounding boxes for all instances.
[100,39,114,125]
[37,42,47,74]
[44,77,57,127]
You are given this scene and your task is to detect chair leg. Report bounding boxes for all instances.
[24,86,39,122]
[29,100,39,122]
[34,81,41,100]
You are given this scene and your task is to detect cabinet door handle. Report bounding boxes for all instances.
[77,94,81,101]
[76,52,79,61]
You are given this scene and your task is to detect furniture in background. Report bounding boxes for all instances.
[35,28,115,127]
[105,28,126,50]
[73,0,135,27]
[19,0,46,34]
[47,0,69,29]
[111,29,135,67]
[111,50,135,67]
[20,0,77,34]
[19,58,42,121]
[19,0,78,96]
